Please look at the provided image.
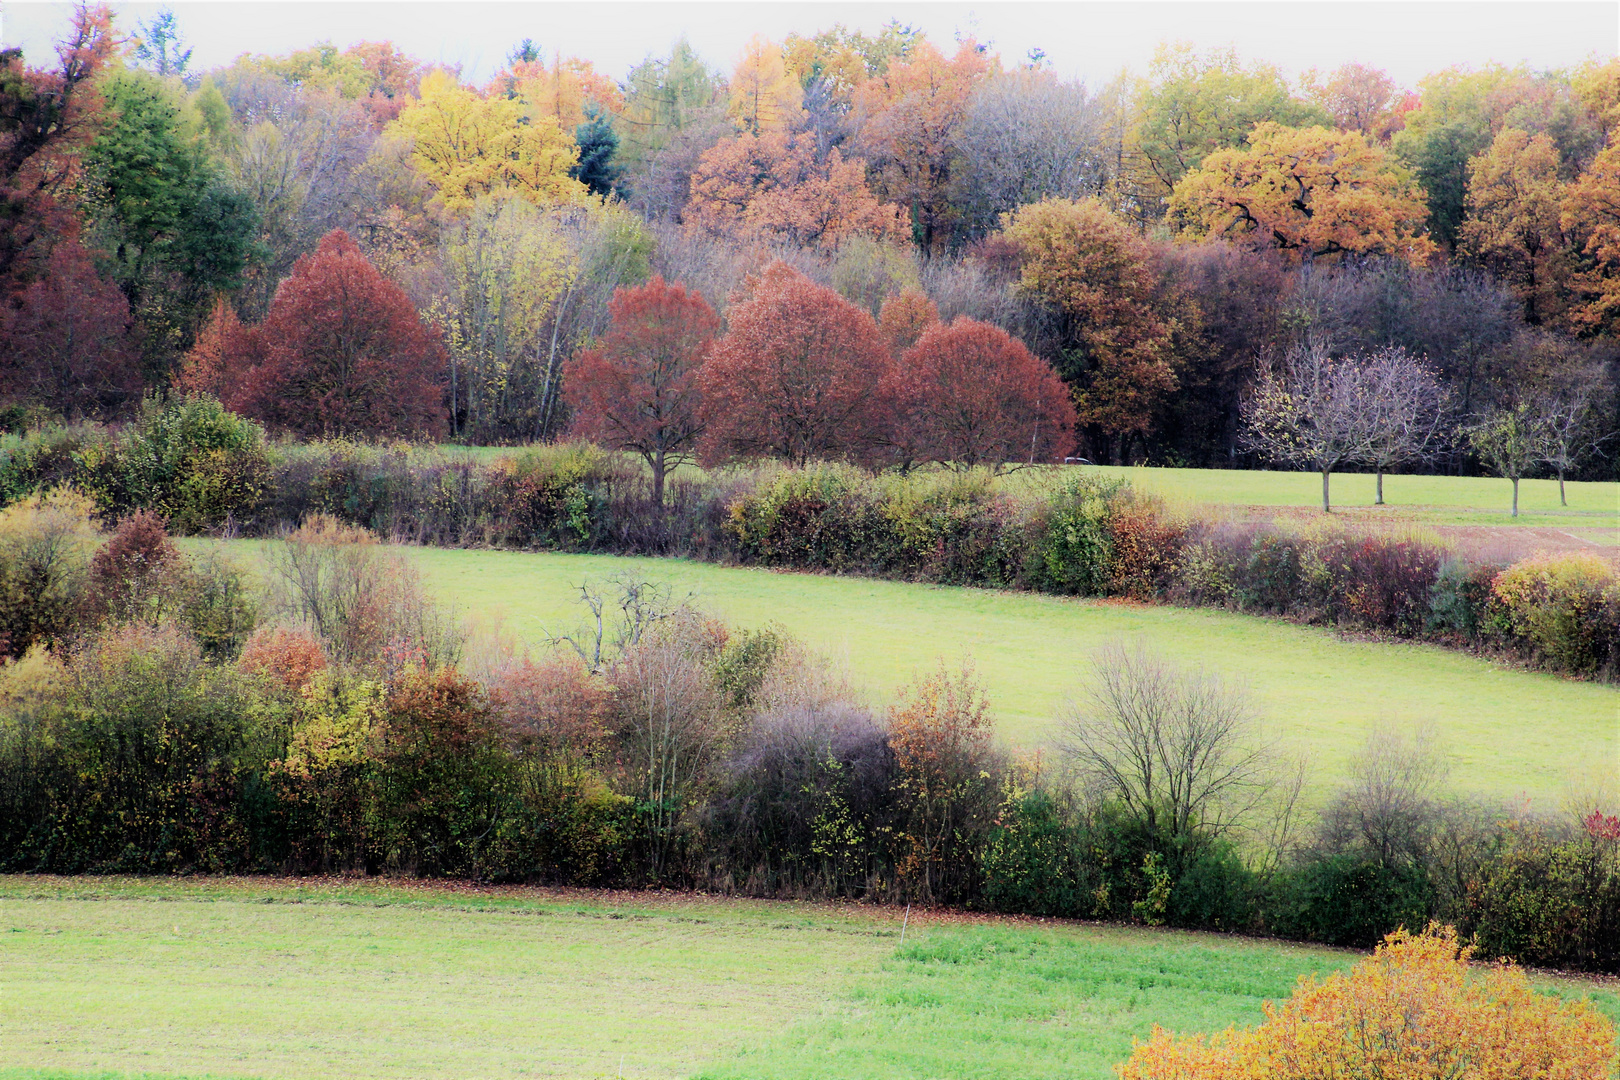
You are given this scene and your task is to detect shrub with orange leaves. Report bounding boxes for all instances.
[238,625,329,693]
[1117,924,1618,1080]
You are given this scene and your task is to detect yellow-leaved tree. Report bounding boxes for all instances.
[393,70,585,212]
[1118,925,1617,1079]
[1562,132,1620,336]
[1461,127,1570,326]
[728,35,803,134]
[1169,122,1433,263]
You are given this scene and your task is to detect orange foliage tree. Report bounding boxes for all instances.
[182,230,446,439]
[1562,132,1620,336]
[1169,122,1433,263]
[563,275,719,506]
[889,317,1076,470]
[1001,197,1179,460]
[492,54,624,131]
[1118,924,1618,1079]
[698,261,895,465]
[853,38,994,250]
[887,661,999,904]
[686,131,905,250]
[727,35,803,134]
[1462,127,1570,326]
[877,288,938,354]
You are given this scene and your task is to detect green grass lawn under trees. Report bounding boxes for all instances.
[2,877,1614,1080]
[385,547,1620,808]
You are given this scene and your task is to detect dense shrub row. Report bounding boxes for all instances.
[0,502,1615,972]
[3,403,1615,680]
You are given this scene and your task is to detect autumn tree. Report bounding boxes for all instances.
[393,70,584,212]
[1302,62,1399,138]
[889,317,1076,470]
[1561,132,1620,336]
[0,238,142,419]
[1118,925,1618,1079]
[1242,340,1381,512]
[491,52,623,131]
[189,230,446,439]
[686,130,904,250]
[852,38,994,250]
[613,39,725,176]
[699,261,895,465]
[438,197,573,442]
[728,36,803,134]
[564,275,718,506]
[0,3,118,288]
[1001,197,1178,462]
[1461,127,1570,325]
[877,288,938,354]
[1170,123,1433,263]
[1129,43,1327,206]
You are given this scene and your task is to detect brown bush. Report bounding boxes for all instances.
[238,625,329,693]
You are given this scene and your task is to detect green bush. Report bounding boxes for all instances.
[1270,854,1435,947]
[1463,818,1620,972]
[1031,475,1127,595]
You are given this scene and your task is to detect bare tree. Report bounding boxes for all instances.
[1317,724,1450,868]
[608,615,723,880]
[1361,346,1450,505]
[952,70,1109,237]
[1242,339,1381,512]
[549,573,692,674]
[1059,642,1278,846]
[1539,377,1611,506]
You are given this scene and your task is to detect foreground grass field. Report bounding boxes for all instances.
[2,877,1613,1080]
[391,548,1619,806]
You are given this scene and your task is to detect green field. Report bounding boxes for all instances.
[388,547,1619,806]
[2,877,1614,1080]
[1073,465,1618,525]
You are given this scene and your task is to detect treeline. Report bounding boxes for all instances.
[0,499,1615,972]
[1,8,1616,474]
[4,398,1617,680]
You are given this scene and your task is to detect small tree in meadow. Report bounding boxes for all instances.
[1242,340,1380,512]
[563,276,718,507]
[1469,400,1550,517]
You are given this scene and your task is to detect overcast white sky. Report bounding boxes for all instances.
[1,1,1615,89]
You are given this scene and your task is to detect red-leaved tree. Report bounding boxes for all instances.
[699,262,895,466]
[0,238,142,419]
[564,275,718,506]
[188,231,446,439]
[890,318,1077,470]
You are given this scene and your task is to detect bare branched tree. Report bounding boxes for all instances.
[549,573,692,674]
[1059,643,1279,846]
[1362,346,1450,505]
[1242,339,1381,512]
[609,616,723,879]
[1317,723,1450,868]
[1539,376,1611,506]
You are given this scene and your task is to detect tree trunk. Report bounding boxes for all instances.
[652,449,666,509]
[1559,469,1567,506]
[1511,476,1520,518]
[1322,468,1332,513]
[1376,468,1384,506]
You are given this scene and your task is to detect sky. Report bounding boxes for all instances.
[1,0,1615,89]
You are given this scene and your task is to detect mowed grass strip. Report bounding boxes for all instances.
[397,548,1618,805]
[1066,465,1619,527]
[2,878,1614,1080]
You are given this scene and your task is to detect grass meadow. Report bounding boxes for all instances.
[386,547,1620,807]
[2,877,1615,1080]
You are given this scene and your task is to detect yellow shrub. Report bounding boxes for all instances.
[1118,924,1617,1079]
